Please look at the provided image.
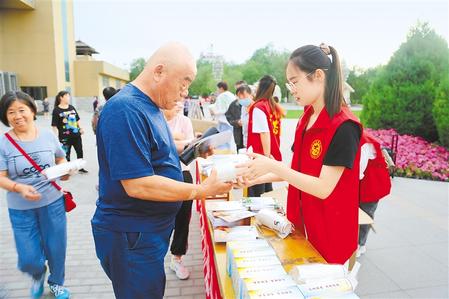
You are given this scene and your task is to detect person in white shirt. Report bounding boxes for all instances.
[213,81,236,151]
[236,84,254,148]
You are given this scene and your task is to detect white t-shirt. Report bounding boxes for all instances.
[214,91,235,124]
[359,143,376,180]
[251,108,269,133]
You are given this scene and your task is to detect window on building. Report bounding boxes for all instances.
[0,73,5,97]
[61,0,70,82]
[116,79,121,89]
[21,86,48,101]
[1,72,18,96]
[102,76,109,87]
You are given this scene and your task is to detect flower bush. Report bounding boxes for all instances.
[365,128,449,181]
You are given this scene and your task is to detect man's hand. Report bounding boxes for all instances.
[198,145,214,159]
[16,184,41,201]
[200,169,232,198]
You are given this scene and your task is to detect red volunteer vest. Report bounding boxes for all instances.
[287,105,361,264]
[360,132,391,203]
[247,99,282,161]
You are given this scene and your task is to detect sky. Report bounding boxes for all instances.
[73,0,448,70]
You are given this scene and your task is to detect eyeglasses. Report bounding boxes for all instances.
[285,70,316,93]
[285,68,329,93]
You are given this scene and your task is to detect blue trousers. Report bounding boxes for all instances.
[92,224,172,299]
[8,197,67,285]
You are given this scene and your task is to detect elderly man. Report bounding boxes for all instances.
[91,42,232,299]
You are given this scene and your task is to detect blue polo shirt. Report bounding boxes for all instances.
[92,84,183,233]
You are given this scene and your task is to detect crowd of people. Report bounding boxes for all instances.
[0,41,389,299]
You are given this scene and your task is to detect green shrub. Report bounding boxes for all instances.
[362,22,449,142]
[433,75,449,147]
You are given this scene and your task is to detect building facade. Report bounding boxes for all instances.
[0,0,128,101]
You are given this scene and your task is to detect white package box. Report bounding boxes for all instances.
[226,239,270,261]
[205,154,249,182]
[232,254,281,269]
[231,255,282,289]
[297,278,354,298]
[228,246,277,278]
[240,275,297,299]
[290,263,347,284]
[233,264,287,297]
[247,286,305,299]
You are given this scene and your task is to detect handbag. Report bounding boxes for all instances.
[5,132,76,212]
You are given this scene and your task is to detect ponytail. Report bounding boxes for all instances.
[289,43,345,118]
[322,44,345,118]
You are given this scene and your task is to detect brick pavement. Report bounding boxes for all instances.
[0,112,206,299]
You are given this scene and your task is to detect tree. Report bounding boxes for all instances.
[346,66,382,104]
[188,44,291,99]
[361,22,449,142]
[236,44,290,101]
[222,64,243,93]
[126,45,294,102]
[432,73,449,147]
[129,58,146,81]
[188,59,216,96]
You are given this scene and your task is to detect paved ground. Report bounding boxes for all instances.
[0,109,447,299]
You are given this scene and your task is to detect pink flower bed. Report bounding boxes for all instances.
[365,128,449,181]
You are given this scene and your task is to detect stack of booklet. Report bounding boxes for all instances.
[226,239,299,299]
[289,263,360,299]
[205,200,257,242]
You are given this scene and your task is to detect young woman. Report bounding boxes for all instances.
[162,102,195,280]
[51,91,88,173]
[0,91,71,298]
[238,44,362,265]
[246,75,283,197]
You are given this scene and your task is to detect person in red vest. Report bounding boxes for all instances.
[246,75,283,197]
[238,44,362,265]
[357,133,391,257]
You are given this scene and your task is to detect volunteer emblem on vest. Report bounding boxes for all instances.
[310,139,322,159]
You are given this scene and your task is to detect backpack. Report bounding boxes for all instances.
[359,131,392,203]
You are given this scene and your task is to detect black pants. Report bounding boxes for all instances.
[359,202,379,246]
[61,136,83,161]
[170,171,193,256]
[248,183,273,197]
[233,127,244,151]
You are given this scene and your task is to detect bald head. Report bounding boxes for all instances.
[133,42,197,110]
[147,42,196,73]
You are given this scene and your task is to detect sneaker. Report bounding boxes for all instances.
[170,256,190,280]
[30,266,46,299]
[78,168,88,174]
[356,245,366,258]
[49,284,70,299]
